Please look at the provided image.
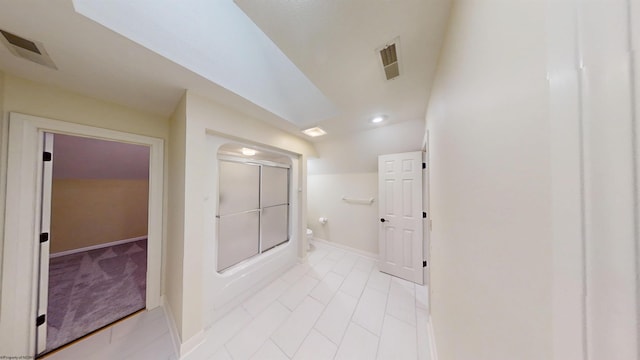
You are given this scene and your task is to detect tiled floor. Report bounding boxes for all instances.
[186,241,431,360]
[44,241,431,360]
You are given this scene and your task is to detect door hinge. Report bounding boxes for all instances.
[36,314,46,327]
[43,151,52,162]
[422,212,427,219]
[39,232,49,243]
[422,162,426,169]
[423,261,427,267]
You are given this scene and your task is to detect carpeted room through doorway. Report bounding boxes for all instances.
[45,238,147,353]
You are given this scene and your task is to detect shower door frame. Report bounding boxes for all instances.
[216,155,291,272]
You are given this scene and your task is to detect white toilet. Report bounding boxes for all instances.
[306,228,313,251]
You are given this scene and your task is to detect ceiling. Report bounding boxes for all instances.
[0,0,451,142]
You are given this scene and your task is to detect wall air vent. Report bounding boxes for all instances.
[378,40,400,80]
[0,29,57,69]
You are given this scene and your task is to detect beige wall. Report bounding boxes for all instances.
[164,91,316,350]
[307,173,378,255]
[51,179,149,253]
[0,74,169,252]
[0,73,169,350]
[425,1,552,359]
[166,93,187,341]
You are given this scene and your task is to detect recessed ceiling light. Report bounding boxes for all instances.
[302,127,327,137]
[371,116,385,124]
[241,147,256,156]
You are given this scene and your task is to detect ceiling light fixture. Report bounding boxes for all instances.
[371,116,385,124]
[241,148,256,156]
[302,127,327,137]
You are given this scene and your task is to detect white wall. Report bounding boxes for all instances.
[165,90,317,355]
[307,173,378,255]
[307,119,424,254]
[425,1,553,359]
[166,93,187,343]
[426,1,639,359]
[568,1,637,358]
[308,120,425,175]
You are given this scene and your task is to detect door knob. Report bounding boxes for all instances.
[380,218,387,223]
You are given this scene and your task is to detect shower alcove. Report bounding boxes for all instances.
[203,135,301,324]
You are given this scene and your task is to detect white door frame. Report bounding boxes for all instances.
[0,112,164,356]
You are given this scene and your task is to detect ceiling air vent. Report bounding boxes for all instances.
[379,41,400,80]
[0,29,56,69]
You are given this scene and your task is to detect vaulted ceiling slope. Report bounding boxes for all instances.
[0,0,450,141]
[234,0,451,139]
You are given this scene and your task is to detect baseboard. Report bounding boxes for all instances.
[428,315,438,360]
[162,295,206,359]
[162,295,181,358]
[179,330,205,358]
[50,235,147,258]
[311,237,378,260]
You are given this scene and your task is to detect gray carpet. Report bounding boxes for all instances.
[46,239,147,352]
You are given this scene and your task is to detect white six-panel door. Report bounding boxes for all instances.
[378,151,424,284]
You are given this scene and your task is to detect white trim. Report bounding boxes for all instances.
[427,315,438,360]
[310,238,377,260]
[162,295,181,358]
[162,296,206,359]
[50,236,147,258]
[180,330,205,358]
[0,112,164,357]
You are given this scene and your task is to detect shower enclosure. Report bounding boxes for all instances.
[217,157,290,272]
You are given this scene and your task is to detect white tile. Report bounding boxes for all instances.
[125,332,176,360]
[309,272,344,304]
[278,275,319,310]
[271,297,325,357]
[100,311,170,359]
[292,330,337,360]
[307,247,329,266]
[111,307,165,342]
[209,348,233,360]
[225,302,290,360]
[187,306,253,359]
[386,278,416,325]
[416,284,429,310]
[366,269,391,294]
[352,287,388,335]
[354,257,375,272]
[339,269,369,298]
[281,263,310,284]
[334,322,379,360]
[332,254,357,277]
[314,291,358,345]
[43,328,111,360]
[243,278,290,317]
[250,340,289,360]
[377,315,417,360]
[417,308,431,360]
[308,257,337,280]
[326,248,345,261]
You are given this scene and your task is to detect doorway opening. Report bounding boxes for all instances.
[1,113,163,358]
[40,133,151,355]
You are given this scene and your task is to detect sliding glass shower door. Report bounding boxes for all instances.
[217,160,289,272]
